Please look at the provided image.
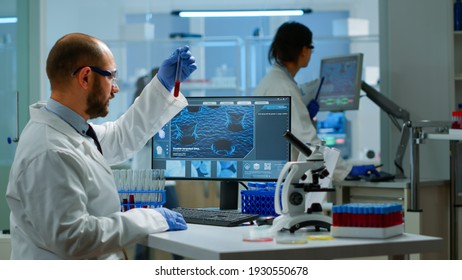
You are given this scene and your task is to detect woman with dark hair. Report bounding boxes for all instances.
[254,21,352,182]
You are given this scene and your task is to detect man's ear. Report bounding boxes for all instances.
[76,66,92,90]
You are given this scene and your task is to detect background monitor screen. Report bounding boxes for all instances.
[152,96,291,182]
[318,53,363,111]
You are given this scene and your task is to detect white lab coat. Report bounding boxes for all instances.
[6,77,187,259]
[254,64,351,182]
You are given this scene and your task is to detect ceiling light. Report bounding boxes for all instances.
[0,17,17,24]
[172,9,311,18]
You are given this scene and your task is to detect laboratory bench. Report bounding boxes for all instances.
[139,223,443,260]
[334,178,451,259]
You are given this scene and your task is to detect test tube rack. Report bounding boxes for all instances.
[113,169,166,211]
[331,203,404,238]
[241,182,280,216]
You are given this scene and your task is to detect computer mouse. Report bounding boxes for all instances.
[344,175,361,181]
[256,216,275,226]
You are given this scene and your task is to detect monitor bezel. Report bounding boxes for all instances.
[318,53,363,112]
[151,95,292,182]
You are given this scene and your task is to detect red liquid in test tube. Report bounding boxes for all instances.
[173,54,181,97]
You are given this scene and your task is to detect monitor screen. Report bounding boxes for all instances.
[152,96,291,182]
[318,53,363,112]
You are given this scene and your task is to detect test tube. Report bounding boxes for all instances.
[120,169,128,211]
[112,170,122,206]
[173,53,181,97]
[152,169,159,207]
[142,169,150,207]
[126,169,135,209]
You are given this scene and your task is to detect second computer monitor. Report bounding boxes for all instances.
[318,53,363,112]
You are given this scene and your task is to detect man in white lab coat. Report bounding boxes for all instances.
[5,33,197,259]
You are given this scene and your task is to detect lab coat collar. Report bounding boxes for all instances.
[29,103,111,173]
[275,63,297,85]
[45,98,88,136]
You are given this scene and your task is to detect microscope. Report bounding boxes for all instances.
[270,131,339,233]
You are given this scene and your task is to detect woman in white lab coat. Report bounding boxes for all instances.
[254,21,351,182]
[6,33,196,259]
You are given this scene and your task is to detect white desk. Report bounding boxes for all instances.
[140,224,443,260]
[0,234,11,260]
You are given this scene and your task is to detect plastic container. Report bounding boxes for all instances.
[241,189,277,216]
[332,203,403,228]
[241,182,281,216]
[331,203,404,238]
[452,110,462,129]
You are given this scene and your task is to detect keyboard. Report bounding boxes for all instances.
[172,207,260,227]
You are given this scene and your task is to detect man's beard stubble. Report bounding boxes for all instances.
[85,78,110,119]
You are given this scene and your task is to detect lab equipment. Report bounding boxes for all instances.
[452,110,462,129]
[269,131,339,233]
[316,112,351,159]
[349,164,380,177]
[241,182,279,216]
[274,231,308,244]
[331,203,404,238]
[314,76,325,101]
[363,170,395,182]
[255,216,275,226]
[361,81,410,178]
[152,96,292,210]
[173,53,181,97]
[318,53,363,112]
[113,169,167,210]
[171,207,259,227]
[157,45,197,92]
[242,225,274,242]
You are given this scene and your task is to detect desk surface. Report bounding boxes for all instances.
[336,178,448,189]
[336,178,409,188]
[141,224,443,260]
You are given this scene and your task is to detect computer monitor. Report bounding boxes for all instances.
[152,95,291,209]
[318,53,363,112]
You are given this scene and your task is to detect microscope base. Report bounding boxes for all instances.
[271,213,332,233]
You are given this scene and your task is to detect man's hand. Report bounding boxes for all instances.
[153,208,187,231]
[157,46,197,92]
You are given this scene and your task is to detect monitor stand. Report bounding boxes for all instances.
[219,181,239,210]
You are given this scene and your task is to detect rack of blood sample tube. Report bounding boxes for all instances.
[331,203,404,238]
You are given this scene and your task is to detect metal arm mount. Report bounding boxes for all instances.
[361,81,411,178]
[405,120,451,211]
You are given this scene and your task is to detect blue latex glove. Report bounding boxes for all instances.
[157,46,197,92]
[153,208,188,231]
[307,99,320,119]
[349,164,381,177]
